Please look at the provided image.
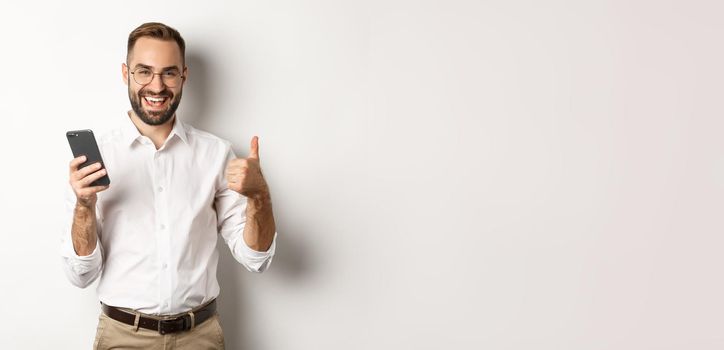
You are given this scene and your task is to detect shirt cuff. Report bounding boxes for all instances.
[241,231,277,257]
[238,231,276,273]
[64,238,103,275]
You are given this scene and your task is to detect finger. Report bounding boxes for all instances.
[227,165,248,173]
[69,155,87,173]
[80,168,107,187]
[225,164,242,174]
[226,166,248,177]
[226,174,241,183]
[90,185,110,193]
[227,158,247,168]
[227,182,240,191]
[82,185,109,195]
[248,136,259,160]
[73,162,103,181]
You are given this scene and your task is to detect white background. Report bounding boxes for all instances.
[1,0,723,349]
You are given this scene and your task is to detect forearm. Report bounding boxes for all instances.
[72,204,98,256]
[242,192,276,252]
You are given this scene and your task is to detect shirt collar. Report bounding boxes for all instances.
[169,115,189,145]
[122,111,189,147]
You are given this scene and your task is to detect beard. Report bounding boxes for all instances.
[128,87,182,126]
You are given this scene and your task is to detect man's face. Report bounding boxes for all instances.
[123,37,187,126]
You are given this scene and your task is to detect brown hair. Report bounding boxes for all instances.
[127,22,186,64]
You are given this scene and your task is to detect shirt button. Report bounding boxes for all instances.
[162,263,168,269]
[158,186,164,192]
[160,224,166,230]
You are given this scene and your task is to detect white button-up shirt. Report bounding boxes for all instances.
[60,112,277,315]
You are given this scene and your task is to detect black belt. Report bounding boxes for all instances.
[101,299,217,335]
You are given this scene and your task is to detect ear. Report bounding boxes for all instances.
[182,65,189,84]
[122,63,129,86]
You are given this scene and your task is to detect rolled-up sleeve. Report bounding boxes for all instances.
[215,144,277,273]
[59,185,104,288]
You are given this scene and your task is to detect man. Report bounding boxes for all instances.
[60,22,278,350]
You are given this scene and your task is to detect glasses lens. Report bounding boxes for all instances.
[133,68,153,85]
[161,71,182,87]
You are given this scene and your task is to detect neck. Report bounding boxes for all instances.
[127,110,175,149]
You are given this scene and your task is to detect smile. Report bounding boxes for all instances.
[143,96,169,108]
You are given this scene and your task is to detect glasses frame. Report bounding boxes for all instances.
[129,66,185,88]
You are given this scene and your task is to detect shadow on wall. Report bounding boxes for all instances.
[217,230,312,349]
[183,49,314,349]
[179,51,212,131]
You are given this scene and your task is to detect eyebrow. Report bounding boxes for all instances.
[132,63,180,71]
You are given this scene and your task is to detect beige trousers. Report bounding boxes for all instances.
[93,309,225,350]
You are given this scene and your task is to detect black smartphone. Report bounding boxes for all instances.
[66,129,110,186]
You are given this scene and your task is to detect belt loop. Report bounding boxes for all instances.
[188,311,196,330]
[133,313,140,332]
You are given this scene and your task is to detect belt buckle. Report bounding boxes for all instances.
[158,316,187,335]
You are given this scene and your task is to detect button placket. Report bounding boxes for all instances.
[154,151,172,314]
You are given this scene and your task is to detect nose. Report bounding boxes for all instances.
[146,73,166,92]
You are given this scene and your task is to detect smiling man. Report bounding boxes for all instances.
[60,22,278,350]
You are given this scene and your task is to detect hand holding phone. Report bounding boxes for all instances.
[67,130,110,208]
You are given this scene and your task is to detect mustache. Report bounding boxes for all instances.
[138,89,173,98]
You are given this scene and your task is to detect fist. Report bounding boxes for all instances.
[226,136,269,198]
[69,155,109,208]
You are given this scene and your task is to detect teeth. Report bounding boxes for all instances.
[144,96,166,102]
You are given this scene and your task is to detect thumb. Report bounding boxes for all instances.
[248,136,259,159]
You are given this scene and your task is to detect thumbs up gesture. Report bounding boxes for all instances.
[226,136,269,198]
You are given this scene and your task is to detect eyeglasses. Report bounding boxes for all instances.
[130,67,184,87]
